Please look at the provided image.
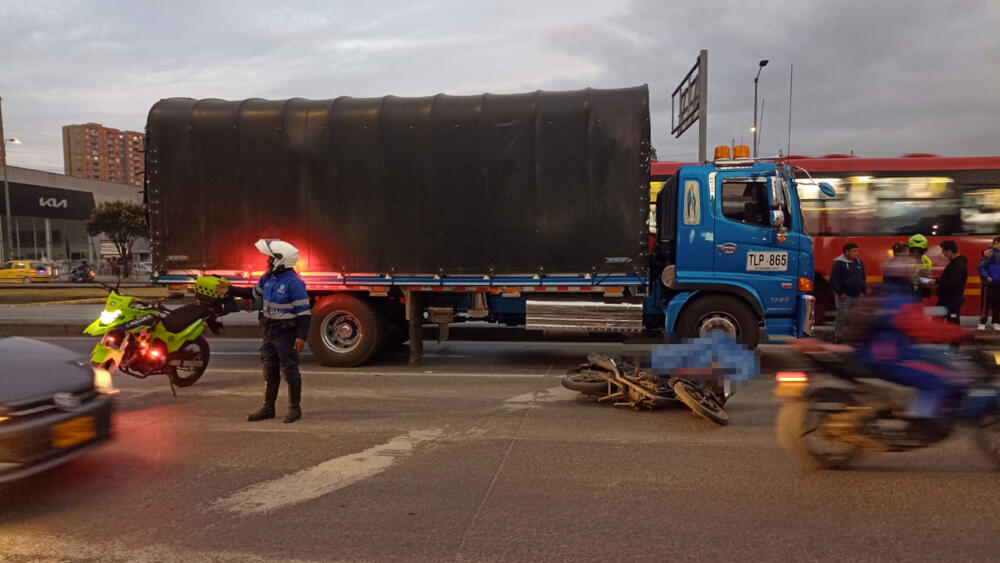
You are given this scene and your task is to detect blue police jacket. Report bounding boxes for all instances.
[251,268,312,338]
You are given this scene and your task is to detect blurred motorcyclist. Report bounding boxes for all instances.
[855,273,968,440]
[69,260,94,282]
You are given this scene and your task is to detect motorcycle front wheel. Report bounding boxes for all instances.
[561,367,616,396]
[671,379,729,425]
[776,389,862,470]
[169,336,210,387]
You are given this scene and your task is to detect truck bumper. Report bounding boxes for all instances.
[800,294,816,336]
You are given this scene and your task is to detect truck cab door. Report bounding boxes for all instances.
[712,172,799,315]
[672,167,717,282]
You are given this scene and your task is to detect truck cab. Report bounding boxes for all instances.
[652,145,818,346]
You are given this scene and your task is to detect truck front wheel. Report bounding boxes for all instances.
[309,294,386,367]
[677,295,760,349]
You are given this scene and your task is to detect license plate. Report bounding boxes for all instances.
[52,416,97,448]
[774,381,807,399]
[746,251,788,271]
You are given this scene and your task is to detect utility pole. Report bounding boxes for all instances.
[752,59,769,158]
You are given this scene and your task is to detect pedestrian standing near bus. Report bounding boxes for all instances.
[978,236,1000,330]
[830,242,867,343]
[936,241,968,351]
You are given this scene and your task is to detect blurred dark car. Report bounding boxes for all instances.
[0,337,114,483]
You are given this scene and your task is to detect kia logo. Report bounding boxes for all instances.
[39,197,69,208]
[53,392,81,411]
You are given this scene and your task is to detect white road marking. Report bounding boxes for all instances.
[0,533,307,562]
[213,428,445,515]
[502,386,577,411]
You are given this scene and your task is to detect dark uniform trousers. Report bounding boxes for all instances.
[261,322,302,384]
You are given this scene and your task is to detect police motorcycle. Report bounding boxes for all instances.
[561,335,760,426]
[775,337,1000,470]
[84,276,238,395]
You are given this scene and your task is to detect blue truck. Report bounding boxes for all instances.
[147,85,821,367]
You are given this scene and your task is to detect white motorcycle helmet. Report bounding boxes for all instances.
[254,239,299,273]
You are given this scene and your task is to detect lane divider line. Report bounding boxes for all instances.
[212,428,445,515]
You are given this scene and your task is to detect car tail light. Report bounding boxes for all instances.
[798,277,813,292]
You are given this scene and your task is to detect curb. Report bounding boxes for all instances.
[0,298,109,309]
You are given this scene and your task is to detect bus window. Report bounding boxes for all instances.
[960,188,1000,234]
[801,175,961,235]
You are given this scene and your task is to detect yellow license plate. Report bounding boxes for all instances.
[52,416,97,448]
[773,381,807,399]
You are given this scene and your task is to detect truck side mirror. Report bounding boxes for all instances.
[819,182,836,197]
[770,180,785,209]
[771,210,786,228]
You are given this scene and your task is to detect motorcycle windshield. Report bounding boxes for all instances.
[102,291,133,314]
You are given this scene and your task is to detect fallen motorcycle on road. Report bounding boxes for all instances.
[562,353,731,424]
[561,335,759,426]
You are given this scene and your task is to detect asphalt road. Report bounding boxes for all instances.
[2,338,999,562]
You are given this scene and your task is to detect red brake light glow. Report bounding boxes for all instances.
[776,372,808,383]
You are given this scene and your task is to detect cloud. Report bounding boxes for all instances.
[544,0,1000,159]
[0,0,997,173]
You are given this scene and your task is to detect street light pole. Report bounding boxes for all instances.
[2,137,21,261]
[753,59,769,158]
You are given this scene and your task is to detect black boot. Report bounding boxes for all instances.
[283,379,302,423]
[248,377,279,421]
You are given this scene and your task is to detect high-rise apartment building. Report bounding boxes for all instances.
[62,123,144,188]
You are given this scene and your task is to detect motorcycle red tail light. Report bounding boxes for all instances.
[776,371,808,382]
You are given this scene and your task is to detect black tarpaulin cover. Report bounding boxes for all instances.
[146,86,651,276]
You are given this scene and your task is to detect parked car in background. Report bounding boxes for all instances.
[0,261,53,284]
[0,337,115,483]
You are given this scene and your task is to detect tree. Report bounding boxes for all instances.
[86,201,147,278]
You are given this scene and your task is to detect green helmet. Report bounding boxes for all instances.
[908,234,928,249]
[194,275,230,301]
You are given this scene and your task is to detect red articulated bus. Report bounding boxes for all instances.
[652,155,1000,321]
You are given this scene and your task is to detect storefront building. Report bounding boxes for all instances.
[0,166,149,272]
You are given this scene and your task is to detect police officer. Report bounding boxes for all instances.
[226,239,311,423]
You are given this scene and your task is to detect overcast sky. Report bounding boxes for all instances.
[1,0,998,173]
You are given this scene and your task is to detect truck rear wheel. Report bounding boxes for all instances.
[309,294,386,367]
[677,295,760,349]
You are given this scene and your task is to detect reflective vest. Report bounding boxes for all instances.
[252,269,311,321]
